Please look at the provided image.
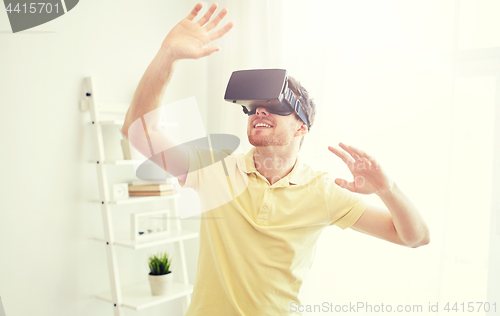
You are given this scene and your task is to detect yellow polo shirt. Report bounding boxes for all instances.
[181,146,368,316]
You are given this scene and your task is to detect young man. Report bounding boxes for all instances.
[121,3,430,315]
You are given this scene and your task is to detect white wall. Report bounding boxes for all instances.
[1,1,499,316]
[275,1,500,315]
[0,1,209,315]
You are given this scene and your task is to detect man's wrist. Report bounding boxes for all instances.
[158,44,180,65]
[375,180,396,198]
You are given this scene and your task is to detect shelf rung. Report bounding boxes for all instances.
[92,230,199,249]
[95,281,193,311]
[118,231,199,249]
[87,159,142,165]
[94,194,179,205]
[103,159,141,165]
[88,120,179,127]
[99,119,124,126]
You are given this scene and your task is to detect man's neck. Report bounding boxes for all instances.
[253,146,299,185]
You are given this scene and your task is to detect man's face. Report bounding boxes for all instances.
[247,107,304,147]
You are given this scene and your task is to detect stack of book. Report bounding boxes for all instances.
[128,180,176,197]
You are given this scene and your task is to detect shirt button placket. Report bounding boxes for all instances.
[258,187,271,224]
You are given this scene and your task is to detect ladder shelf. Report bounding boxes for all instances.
[84,76,195,315]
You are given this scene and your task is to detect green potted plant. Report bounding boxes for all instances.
[147,251,173,296]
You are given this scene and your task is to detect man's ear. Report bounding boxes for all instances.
[294,121,308,137]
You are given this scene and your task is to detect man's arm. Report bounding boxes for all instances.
[350,185,430,248]
[121,3,233,184]
[329,143,430,248]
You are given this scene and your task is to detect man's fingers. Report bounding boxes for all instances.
[204,7,228,32]
[196,2,218,26]
[339,142,358,161]
[346,143,379,168]
[335,178,356,192]
[209,21,234,41]
[197,45,221,58]
[349,145,368,160]
[363,153,379,168]
[339,142,372,164]
[328,145,355,166]
[186,3,203,21]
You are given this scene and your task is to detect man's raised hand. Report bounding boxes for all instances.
[162,2,233,60]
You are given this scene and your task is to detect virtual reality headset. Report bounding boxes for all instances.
[224,69,310,129]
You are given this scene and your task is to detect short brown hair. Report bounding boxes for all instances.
[287,76,316,149]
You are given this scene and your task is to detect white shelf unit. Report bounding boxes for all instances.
[84,77,198,316]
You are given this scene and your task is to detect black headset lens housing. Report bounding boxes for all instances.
[224,69,310,129]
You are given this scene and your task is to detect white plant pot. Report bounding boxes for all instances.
[148,273,173,296]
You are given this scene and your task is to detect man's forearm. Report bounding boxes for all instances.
[122,47,177,136]
[377,182,430,248]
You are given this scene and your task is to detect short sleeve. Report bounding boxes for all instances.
[179,145,230,190]
[324,175,369,230]
[179,145,245,217]
[179,145,206,190]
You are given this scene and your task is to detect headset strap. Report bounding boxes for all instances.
[284,87,310,129]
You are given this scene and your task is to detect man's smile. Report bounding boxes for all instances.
[253,120,274,129]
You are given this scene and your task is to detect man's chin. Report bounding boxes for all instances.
[248,135,279,147]
[248,135,268,147]
[249,139,267,147]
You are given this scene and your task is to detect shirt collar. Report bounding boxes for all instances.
[241,147,303,186]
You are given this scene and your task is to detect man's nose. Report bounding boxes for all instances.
[255,107,269,116]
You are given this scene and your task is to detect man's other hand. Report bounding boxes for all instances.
[328,142,394,196]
